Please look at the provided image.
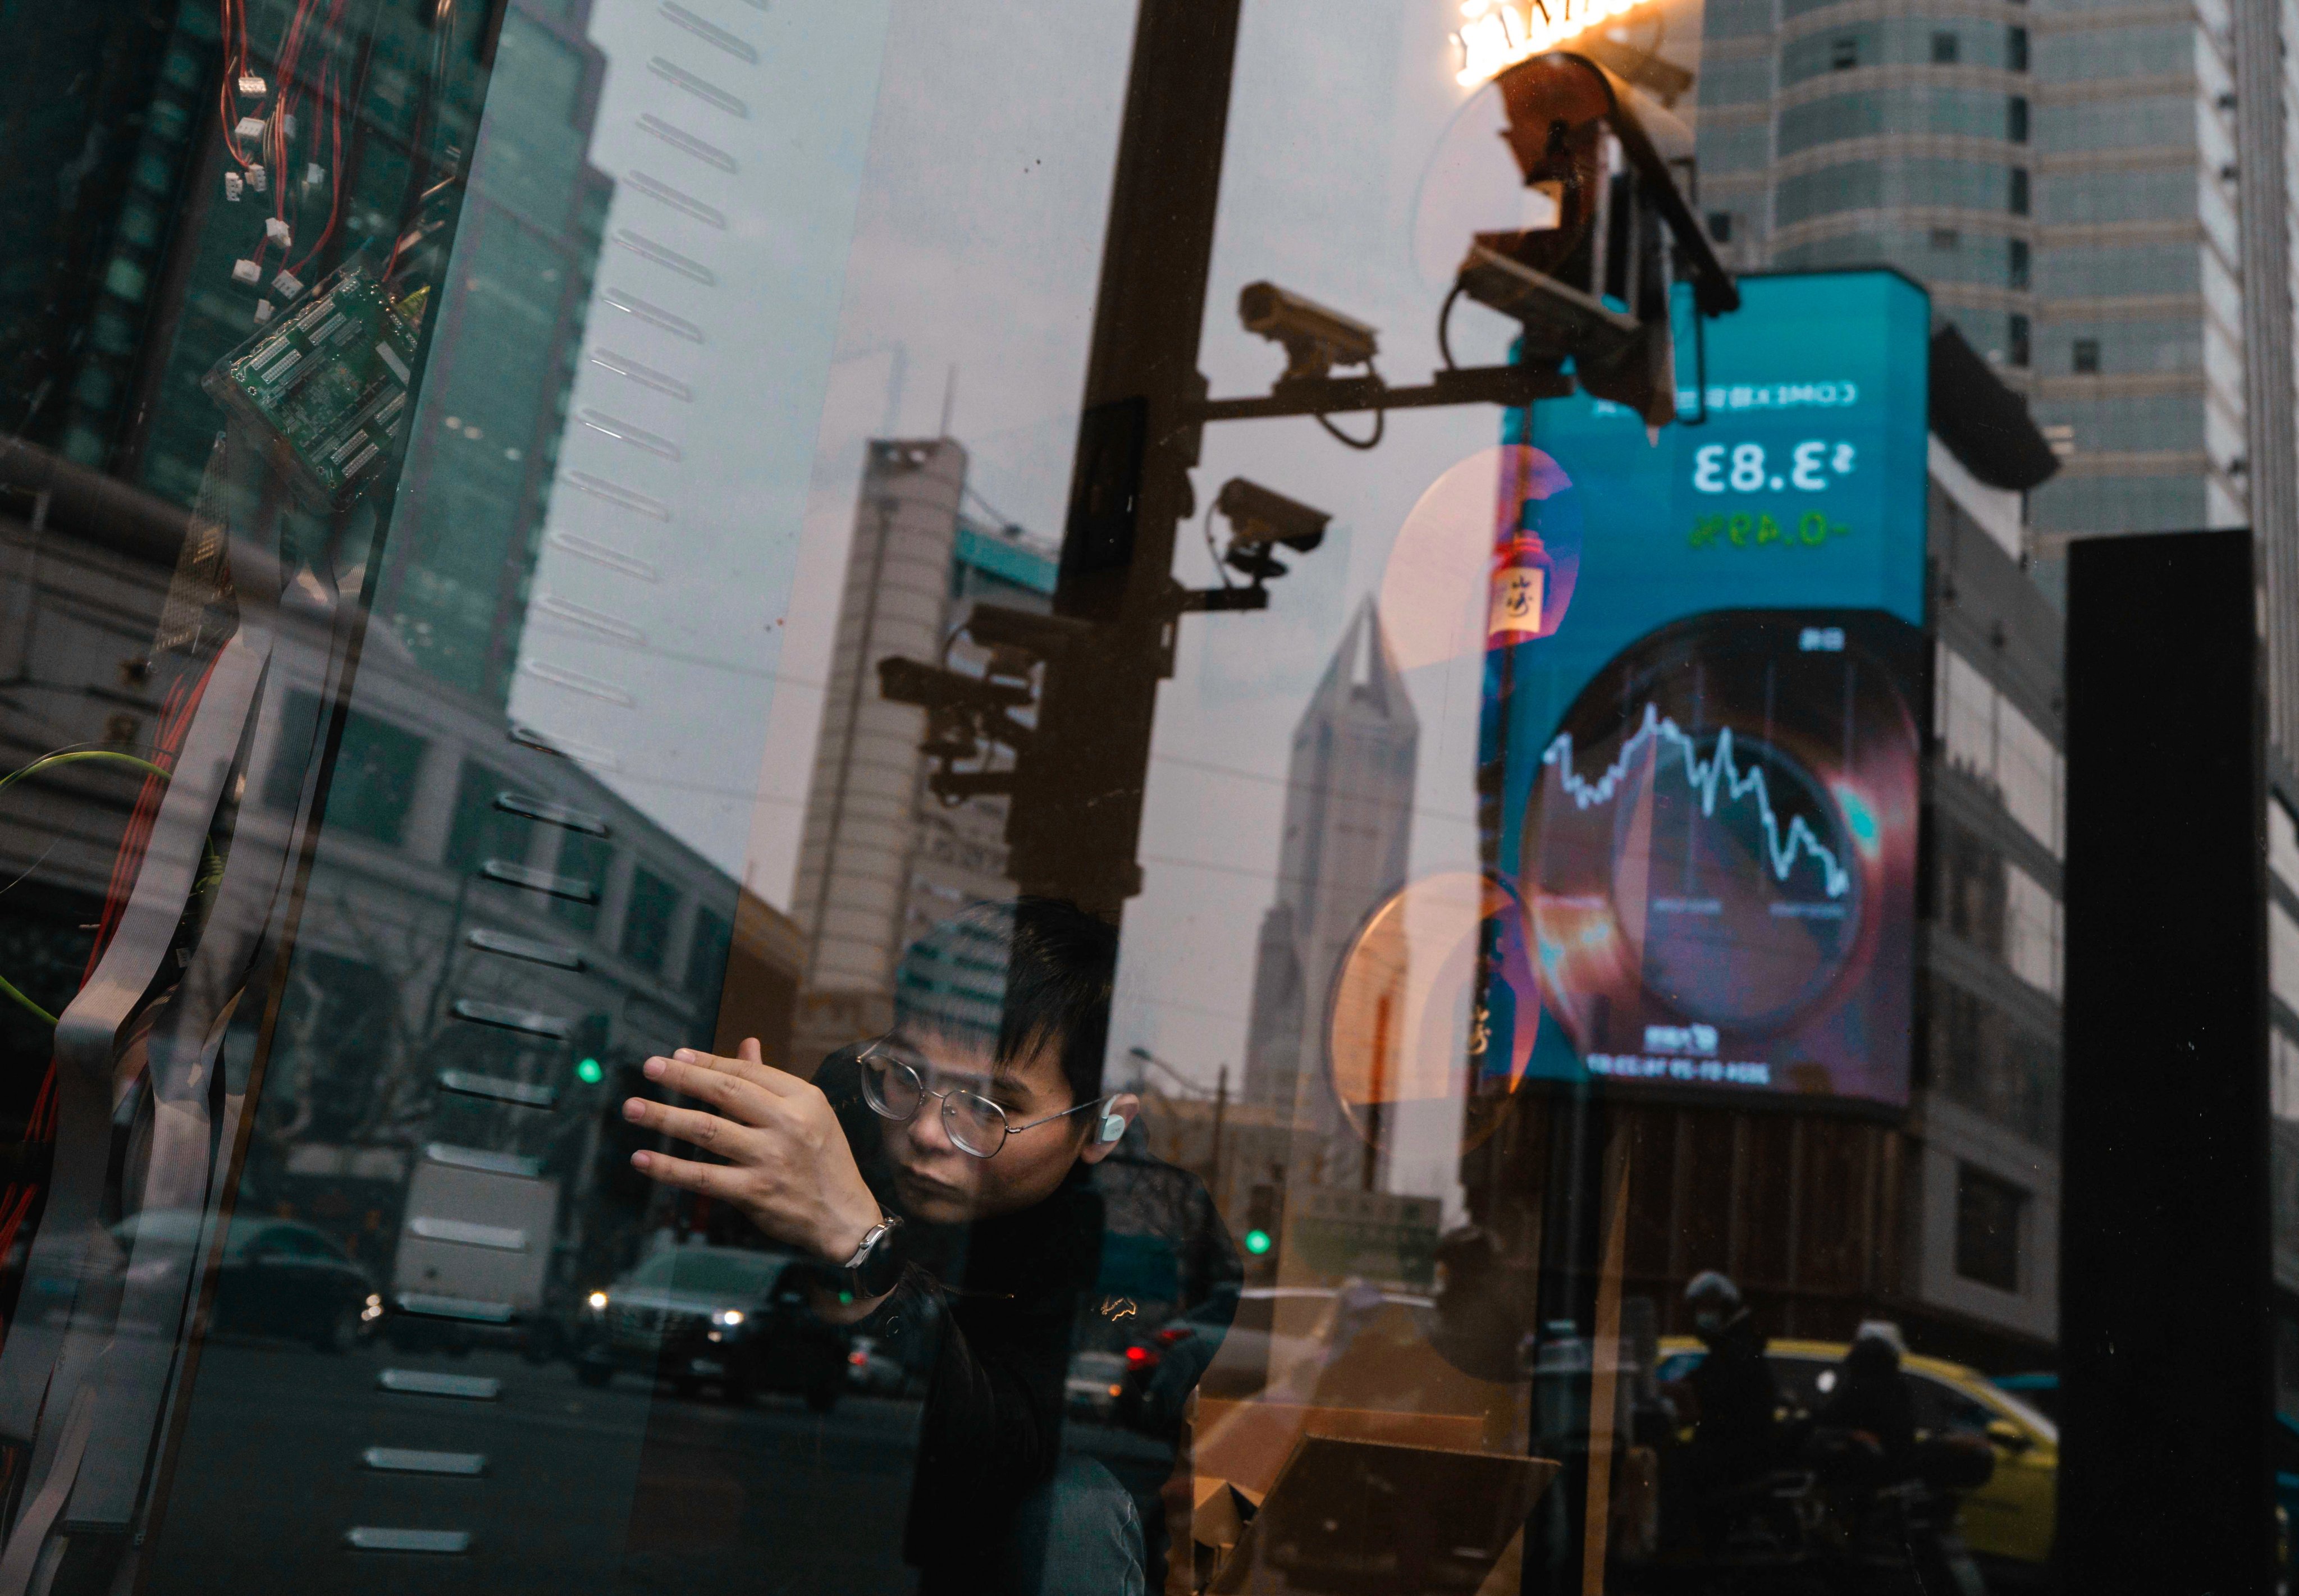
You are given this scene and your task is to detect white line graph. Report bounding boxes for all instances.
[1541,703,1852,898]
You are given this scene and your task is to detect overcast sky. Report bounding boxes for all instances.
[504,0,1698,1211]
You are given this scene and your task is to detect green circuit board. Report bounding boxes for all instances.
[203,262,423,506]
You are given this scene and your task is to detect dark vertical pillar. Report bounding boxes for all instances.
[1004,0,1244,918]
[2060,528,2273,1594]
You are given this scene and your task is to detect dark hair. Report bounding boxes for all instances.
[893,896,1118,1108]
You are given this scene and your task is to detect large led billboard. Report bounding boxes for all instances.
[1497,269,1930,1108]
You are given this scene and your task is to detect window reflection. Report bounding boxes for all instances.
[9,0,2299,1588]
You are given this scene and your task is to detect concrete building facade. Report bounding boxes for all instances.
[789,440,1061,1068]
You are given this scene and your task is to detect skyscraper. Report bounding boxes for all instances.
[1241,601,1419,1164]
[1686,0,2288,626]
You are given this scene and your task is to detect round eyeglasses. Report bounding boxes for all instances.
[857,1038,1108,1159]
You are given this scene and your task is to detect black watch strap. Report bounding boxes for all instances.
[848,1213,906,1299]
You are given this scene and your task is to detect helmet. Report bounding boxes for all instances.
[1684,1270,1742,1338]
[1852,1319,1908,1361]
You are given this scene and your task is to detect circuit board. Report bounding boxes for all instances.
[202,260,422,507]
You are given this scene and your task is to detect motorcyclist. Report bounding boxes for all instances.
[1812,1320,1918,1493]
[1676,1271,1780,1542]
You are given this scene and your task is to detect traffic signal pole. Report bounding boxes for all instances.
[1004,0,1246,918]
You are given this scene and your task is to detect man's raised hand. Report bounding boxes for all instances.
[623,1039,882,1266]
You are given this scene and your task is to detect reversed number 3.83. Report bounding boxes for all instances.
[1690,510,1849,550]
[1692,440,1857,493]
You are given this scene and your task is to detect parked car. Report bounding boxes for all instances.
[1066,1350,1130,1422]
[1658,1337,2058,1586]
[112,1210,378,1353]
[576,1242,849,1409]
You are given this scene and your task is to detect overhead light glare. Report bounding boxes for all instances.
[1455,0,1658,86]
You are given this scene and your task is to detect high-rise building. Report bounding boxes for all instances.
[1687,0,2277,598]
[1677,0,2299,1353]
[0,0,606,711]
[1240,601,1419,1167]
[789,438,1060,1067]
[368,2,613,704]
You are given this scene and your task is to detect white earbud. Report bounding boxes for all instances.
[1098,1112,1126,1144]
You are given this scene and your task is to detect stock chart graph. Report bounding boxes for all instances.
[1521,611,1921,1101]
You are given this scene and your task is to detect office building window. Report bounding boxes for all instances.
[550,833,613,934]
[2275,1030,2299,1120]
[2274,901,2299,1016]
[2009,167,2030,213]
[2007,24,2030,69]
[1830,35,1859,68]
[621,867,681,974]
[1955,1164,2026,1291]
[2008,95,2028,142]
[2005,863,2063,998]
[1932,30,1960,62]
[2009,312,2031,367]
[2272,797,2299,895]
[1931,227,1961,250]
[1937,643,2065,856]
[1707,211,1733,243]
[2009,237,2030,286]
[2073,337,2101,374]
[687,905,733,998]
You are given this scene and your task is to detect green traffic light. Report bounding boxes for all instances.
[1244,1228,1272,1256]
[575,1057,604,1085]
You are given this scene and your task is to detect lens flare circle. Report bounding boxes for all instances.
[1326,870,1539,1154]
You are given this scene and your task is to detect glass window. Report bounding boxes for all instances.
[2272,798,2299,895]
[620,865,679,972]
[2273,902,2299,1015]
[2005,862,2063,998]
[1955,1164,2026,1291]
[10,0,2298,1588]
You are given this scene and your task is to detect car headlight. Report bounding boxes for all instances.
[587,1291,609,1313]
[712,1309,744,1328]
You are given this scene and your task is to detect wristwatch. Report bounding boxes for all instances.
[840,1211,905,1299]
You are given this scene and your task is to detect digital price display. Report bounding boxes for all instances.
[1491,269,1931,1109]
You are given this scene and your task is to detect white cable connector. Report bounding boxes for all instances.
[253,300,275,324]
[223,172,243,202]
[246,164,267,193]
[235,116,266,141]
[231,259,261,286]
[264,217,291,246]
[271,269,304,299]
[237,74,267,97]
[304,163,325,188]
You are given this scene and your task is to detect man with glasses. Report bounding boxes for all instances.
[626,897,1235,1593]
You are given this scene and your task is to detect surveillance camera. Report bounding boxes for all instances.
[877,656,1030,718]
[1238,281,1379,381]
[962,602,1091,660]
[1217,477,1330,554]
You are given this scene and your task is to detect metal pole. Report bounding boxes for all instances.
[1004,0,1247,918]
